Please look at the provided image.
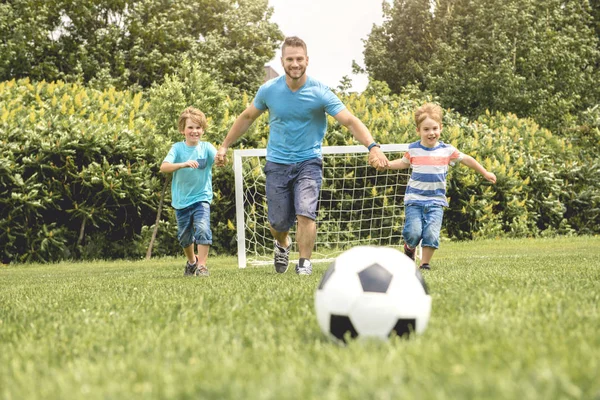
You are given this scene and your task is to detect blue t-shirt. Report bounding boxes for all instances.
[253,75,346,164]
[162,141,217,209]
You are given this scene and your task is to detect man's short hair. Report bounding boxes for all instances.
[282,36,307,54]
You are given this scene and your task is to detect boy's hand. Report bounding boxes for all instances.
[215,147,228,167]
[368,147,389,171]
[483,171,497,184]
[183,160,199,169]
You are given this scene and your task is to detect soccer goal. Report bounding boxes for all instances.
[233,144,420,269]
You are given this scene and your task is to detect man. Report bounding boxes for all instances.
[215,36,388,275]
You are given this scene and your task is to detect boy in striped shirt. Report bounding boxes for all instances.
[387,103,496,270]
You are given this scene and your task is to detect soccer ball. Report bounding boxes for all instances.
[315,246,432,343]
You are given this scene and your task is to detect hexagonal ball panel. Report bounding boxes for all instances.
[358,263,393,293]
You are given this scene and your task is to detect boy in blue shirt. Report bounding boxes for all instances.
[160,107,216,276]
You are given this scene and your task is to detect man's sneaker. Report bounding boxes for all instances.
[296,260,313,276]
[274,240,291,273]
[184,256,199,276]
[419,263,431,271]
[195,265,209,277]
[404,243,416,261]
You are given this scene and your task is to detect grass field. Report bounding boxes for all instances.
[1,236,599,400]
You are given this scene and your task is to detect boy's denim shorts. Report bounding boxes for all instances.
[402,204,444,249]
[175,201,212,248]
[264,157,323,232]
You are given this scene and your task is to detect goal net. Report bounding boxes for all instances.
[233,144,418,268]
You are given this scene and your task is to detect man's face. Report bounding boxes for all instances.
[281,46,309,80]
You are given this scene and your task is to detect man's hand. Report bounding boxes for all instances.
[215,147,228,167]
[368,147,389,171]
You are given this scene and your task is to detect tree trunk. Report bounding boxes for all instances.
[146,177,169,260]
[77,216,87,246]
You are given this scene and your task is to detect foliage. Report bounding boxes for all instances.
[145,63,237,257]
[1,78,599,263]
[334,89,600,240]
[363,0,600,133]
[0,78,165,262]
[363,0,435,92]
[0,0,283,92]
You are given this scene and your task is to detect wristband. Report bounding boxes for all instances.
[367,142,380,151]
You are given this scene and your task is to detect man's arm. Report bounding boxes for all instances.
[333,109,389,170]
[215,104,264,167]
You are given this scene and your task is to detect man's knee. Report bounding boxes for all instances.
[270,217,293,233]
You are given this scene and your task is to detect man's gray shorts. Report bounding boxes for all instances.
[264,157,323,232]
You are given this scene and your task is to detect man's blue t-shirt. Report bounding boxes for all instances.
[253,75,346,164]
[162,141,216,209]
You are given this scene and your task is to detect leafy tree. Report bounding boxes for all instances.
[363,0,600,132]
[590,0,600,41]
[0,0,283,92]
[363,0,435,93]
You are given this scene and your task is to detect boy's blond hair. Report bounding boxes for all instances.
[178,106,208,132]
[414,103,443,128]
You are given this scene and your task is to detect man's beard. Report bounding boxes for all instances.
[285,67,306,80]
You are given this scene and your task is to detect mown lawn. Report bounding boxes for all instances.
[1,236,599,400]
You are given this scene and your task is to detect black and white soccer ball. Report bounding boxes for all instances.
[315,246,431,343]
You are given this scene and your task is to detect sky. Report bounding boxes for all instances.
[265,0,386,93]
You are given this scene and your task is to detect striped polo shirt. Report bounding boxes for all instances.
[401,141,464,207]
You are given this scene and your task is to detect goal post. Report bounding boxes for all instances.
[233,144,421,269]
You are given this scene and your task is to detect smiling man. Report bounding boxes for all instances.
[215,36,388,276]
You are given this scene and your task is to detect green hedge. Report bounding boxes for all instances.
[1,78,598,263]
[0,79,165,262]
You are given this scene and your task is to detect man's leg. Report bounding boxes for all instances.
[270,226,291,273]
[264,161,295,274]
[296,215,316,260]
[269,227,290,248]
[293,158,322,275]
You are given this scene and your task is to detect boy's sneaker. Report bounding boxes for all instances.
[195,265,209,277]
[419,263,431,270]
[184,256,199,276]
[296,260,313,276]
[404,243,416,261]
[274,240,291,273]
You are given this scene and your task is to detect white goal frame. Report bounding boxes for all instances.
[233,144,421,269]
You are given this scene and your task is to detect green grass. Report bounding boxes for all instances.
[1,237,599,400]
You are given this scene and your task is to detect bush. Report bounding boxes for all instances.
[0,79,166,262]
[1,78,598,263]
